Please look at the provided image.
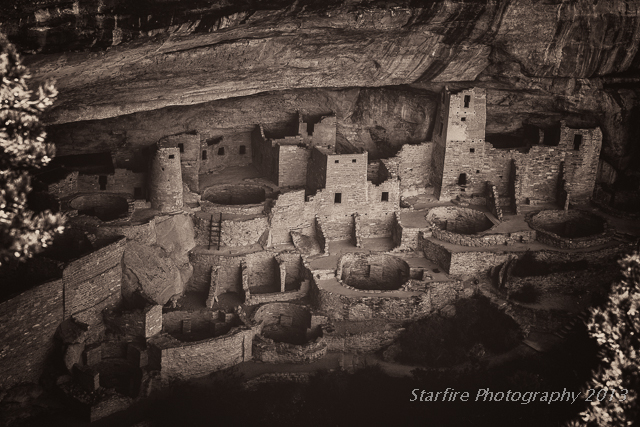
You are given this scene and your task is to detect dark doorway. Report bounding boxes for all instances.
[458,173,467,186]
[99,175,107,191]
[573,134,583,150]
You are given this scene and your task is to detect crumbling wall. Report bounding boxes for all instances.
[269,190,313,245]
[0,279,63,389]
[310,115,337,149]
[200,132,252,173]
[390,142,434,196]
[77,169,145,197]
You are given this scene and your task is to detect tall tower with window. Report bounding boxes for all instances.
[431,87,487,200]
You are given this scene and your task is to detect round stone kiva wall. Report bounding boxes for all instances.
[338,253,410,291]
[253,303,312,345]
[69,194,129,221]
[426,206,493,235]
[202,184,267,205]
[529,210,605,238]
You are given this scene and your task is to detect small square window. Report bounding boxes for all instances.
[476,170,480,174]
[335,160,339,164]
[352,159,357,163]
[461,117,466,121]
[168,155,175,159]
[239,145,246,155]
[334,193,342,203]
[218,147,225,155]
[381,192,389,202]
[178,143,184,153]
[470,148,475,153]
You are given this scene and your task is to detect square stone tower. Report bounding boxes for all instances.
[432,87,487,201]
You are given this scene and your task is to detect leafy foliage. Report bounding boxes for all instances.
[571,252,640,426]
[0,32,64,267]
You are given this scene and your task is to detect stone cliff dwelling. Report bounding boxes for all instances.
[1,1,640,424]
[3,83,636,422]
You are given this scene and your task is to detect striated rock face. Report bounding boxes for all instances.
[8,0,639,124]
[2,0,639,179]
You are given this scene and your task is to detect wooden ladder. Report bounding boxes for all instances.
[208,213,222,250]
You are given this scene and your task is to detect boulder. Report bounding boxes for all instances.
[122,242,182,306]
[155,214,196,266]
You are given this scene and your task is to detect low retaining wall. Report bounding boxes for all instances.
[149,326,258,383]
[324,329,404,353]
[431,227,536,247]
[312,279,466,321]
[252,335,327,364]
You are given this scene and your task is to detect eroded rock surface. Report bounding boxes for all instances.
[9,0,639,124]
[122,242,183,306]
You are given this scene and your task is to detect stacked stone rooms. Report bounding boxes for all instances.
[0,87,633,422]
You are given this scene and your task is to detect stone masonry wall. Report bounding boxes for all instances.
[420,236,452,273]
[188,252,243,294]
[278,145,310,188]
[388,142,434,196]
[63,237,126,324]
[77,169,146,197]
[0,279,63,389]
[152,327,256,382]
[200,132,252,174]
[268,190,314,245]
[252,335,327,364]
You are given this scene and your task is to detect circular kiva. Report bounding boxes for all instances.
[253,303,312,345]
[425,206,493,235]
[338,253,410,291]
[529,210,606,238]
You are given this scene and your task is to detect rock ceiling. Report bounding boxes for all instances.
[2,0,640,171]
